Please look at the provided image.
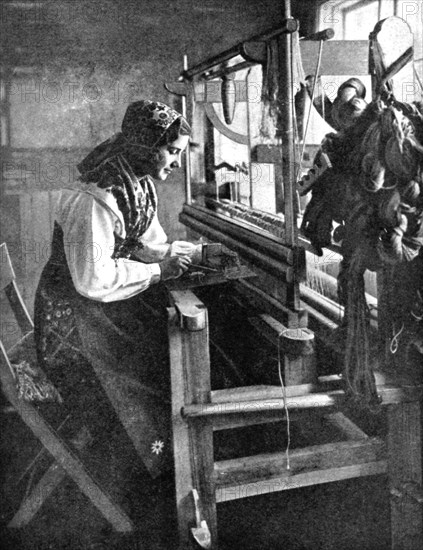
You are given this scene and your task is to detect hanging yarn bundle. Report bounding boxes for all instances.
[301,91,423,405]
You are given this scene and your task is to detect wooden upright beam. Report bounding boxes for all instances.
[249,314,316,386]
[387,402,423,550]
[168,290,217,549]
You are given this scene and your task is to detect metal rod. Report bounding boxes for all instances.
[245,68,254,208]
[182,54,192,204]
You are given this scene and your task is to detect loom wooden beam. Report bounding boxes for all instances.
[323,412,369,441]
[278,0,297,250]
[215,438,387,503]
[180,18,297,79]
[168,290,217,549]
[387,402,423,550]
[179,213,294,282]
[182,384,423,419]
[235,279,306,328]
[215,437,385,486]
[212,384,318,404]
[182,204,294,265]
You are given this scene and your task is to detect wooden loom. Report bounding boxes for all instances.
[166,2,423,548]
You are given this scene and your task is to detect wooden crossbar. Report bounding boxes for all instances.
[214,438,386,489]
[183,384,423,418]
[216,462,387,503]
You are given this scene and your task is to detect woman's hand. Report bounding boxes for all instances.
[159,255,191,280]
[170,241,203,263]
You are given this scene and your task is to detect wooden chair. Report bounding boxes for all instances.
[168,288,423,550]
[0,242,133,533]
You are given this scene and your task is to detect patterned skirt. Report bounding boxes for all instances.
[34,233,172,479]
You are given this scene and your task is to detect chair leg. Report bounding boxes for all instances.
[8,426,92,529]
[9,461,66,529]
[2,367,134,533]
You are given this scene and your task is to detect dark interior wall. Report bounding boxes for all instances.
[292,0,320,36]
[1,0,291,217]
[0,0,319,312]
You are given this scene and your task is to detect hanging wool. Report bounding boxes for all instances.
[300,91,423,405]
[340,249,379,405]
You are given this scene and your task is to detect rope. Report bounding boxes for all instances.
[390,322,405,354]
[277,331,291,471]
[413,67,423,93]
[297,39,324,181]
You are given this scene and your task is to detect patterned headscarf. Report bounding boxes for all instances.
[122,100,181,148]
[77,100,184,260]
[78,100,183,176]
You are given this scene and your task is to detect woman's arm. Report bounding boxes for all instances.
[130,215,171,263]
[133,216,203,263]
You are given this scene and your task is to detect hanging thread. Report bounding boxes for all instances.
[277,331,291,471]
[390,322,405,354]
[297,38,325,181]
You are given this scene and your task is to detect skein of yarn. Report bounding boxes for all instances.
[300,85,423,405]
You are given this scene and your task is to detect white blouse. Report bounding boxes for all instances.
[57,183,199,302]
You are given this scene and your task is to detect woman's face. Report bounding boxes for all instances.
[151,134,189,181]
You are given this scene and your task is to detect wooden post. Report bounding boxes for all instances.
[280,326,316,386]
[387,401,423,550]
[168,290,217,549]
[277,0,302,315]
[278,0,297,248]
[249,314,317,386]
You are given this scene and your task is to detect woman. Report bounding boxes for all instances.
[34,100,201,483]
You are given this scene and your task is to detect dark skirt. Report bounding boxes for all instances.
[34,223,172,478]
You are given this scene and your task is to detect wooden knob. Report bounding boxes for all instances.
[279,327,314,357]
[221,74,236,125]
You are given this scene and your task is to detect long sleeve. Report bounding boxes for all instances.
[133,233,203,263]
[130,216,171,263]
[58,189,162,302]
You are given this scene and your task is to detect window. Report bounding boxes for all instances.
[318,0,422,78]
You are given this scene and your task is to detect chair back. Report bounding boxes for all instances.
[0,242,35,377]
[0,243,33,336]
